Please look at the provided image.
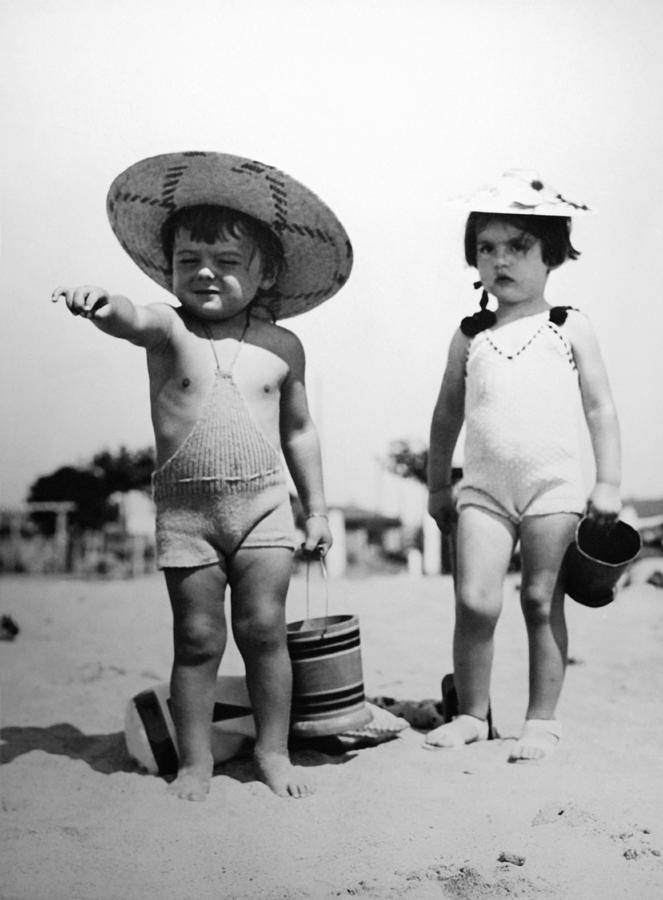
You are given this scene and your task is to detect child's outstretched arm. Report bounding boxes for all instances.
[52,285,172,349]
[567,311,622,525]
[278,333,332,556]
[428,328,468,533]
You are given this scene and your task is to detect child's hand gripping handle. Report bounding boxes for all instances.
[586,482,622,530]
[301,512,333,559]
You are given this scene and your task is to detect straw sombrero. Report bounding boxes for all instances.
[453,169,592,217]
[106,151,353,319]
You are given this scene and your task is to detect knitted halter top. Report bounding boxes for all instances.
[152,322,284,500]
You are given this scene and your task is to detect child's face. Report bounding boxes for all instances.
[475,220,549,306]
[171,228,275,321]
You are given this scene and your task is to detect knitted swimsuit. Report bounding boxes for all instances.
[458,307,586,522]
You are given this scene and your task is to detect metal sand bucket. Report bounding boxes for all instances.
[564,517,641,608]
[287,558,372,737]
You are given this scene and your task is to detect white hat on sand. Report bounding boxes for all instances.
[106,151,353,319]
[453,169,592,216]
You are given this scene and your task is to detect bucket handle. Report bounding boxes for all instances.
[305,553,330,630]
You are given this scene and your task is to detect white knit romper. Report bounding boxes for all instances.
[457,309,587,523]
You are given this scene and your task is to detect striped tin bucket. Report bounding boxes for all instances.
[287,559,372,737]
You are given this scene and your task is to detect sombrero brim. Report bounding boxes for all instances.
[106,151,353,319]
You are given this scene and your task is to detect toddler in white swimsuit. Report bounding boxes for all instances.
[426,171,622,763]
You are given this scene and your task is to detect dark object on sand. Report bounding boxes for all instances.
[498,851,526,866]
[647,570,663,589]
[564,518,641,608]
[0,615,19,641]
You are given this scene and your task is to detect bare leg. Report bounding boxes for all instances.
[229,548,314,798]
[164,564,227,800]
[509,513,578,761]
[424,506,515,748]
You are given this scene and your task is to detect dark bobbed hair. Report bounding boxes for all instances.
[161,205,285,284]
[464,212,580,269]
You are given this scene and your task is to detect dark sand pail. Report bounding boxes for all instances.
[287,560,372,737]
[564,517,641,608]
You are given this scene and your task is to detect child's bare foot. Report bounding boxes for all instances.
[508,719,561,762]
[254,749,316,798]
[167,760,213,801]
[423,714,489,749]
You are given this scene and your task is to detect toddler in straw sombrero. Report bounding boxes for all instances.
[53,152,352,800]
[426,171,621,761]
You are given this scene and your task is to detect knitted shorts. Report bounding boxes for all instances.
[155,483,296,569]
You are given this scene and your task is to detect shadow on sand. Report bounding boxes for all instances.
[0,723,136,774]
[0,723,356,784]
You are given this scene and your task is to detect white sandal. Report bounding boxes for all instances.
[508,718,561,762]
[423,714,489,750]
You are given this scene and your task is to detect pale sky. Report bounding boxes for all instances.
[2,0,662,518]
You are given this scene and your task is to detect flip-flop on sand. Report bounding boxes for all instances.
[340,703,410,739]
[293,703,409,754]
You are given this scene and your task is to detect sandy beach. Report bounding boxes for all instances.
[2,567,663,899]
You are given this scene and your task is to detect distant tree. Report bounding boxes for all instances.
[91,446,155,493]
[28,466,107,532]
[27,446,155,532]
[384,439,428,485]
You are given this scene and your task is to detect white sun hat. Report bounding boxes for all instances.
[453,169,592,216]
[106,151,353,320]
